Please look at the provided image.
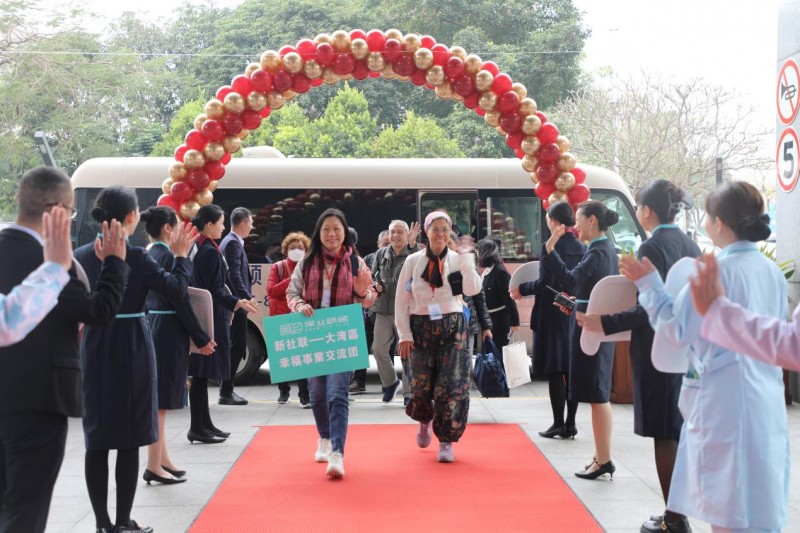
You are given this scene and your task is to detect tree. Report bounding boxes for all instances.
[370,111,464,158]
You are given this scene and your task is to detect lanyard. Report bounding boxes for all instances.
[323,252,342,282]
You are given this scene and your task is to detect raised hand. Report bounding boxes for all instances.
[42,206,73,270]
[170,221,200,258]
[619,255,657,282]
[95,220,127,262]
[455,235,475,255]
[689,254,725,316]
[408,221,420,245]
[545,224,566,254]
[354,264,373,295]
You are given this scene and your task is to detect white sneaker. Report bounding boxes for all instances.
[437,442,455,463]
[314,438,332,462]
[416,421,432,448]
[326,451,345,478]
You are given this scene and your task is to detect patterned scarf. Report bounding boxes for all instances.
[303,245,354,309]
[421,245,448,288]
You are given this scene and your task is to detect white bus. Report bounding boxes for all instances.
[71,152,644,382]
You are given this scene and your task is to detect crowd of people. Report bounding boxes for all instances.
[0,165,795,533]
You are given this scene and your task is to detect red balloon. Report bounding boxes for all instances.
[316,43,335,66]
[505,132,524,149]
[292,73,311,93]
[537,143,561,164]
[382,39,402,61]
[157,194,180,212]
[216,85,232,101]
[250,69,272,92]
[410,69,427,86]
[205,161,225,180]
[222,113,243,135]
[536,164,559,184]
[572,167,586,184]
[497,91,520,113]
[174,144,189,162]
[420,35,436,49]
[463,92,480,109]
[393,55,415,77]
[452,75,475,96]
[184,129,208,151]
[349,29,367,41]
[170,181,194,203]
[366,30,386,52]
[272,70,293,91]
[296,39,317,60]
[201,120,225,142]
[368,71,380,78]
[482,61,500,76]
[444,57,465,80]
[241,109,261,130]
[499,113,521,133]
[475,107,486,117]
[537,122,560,144]
[569,184,591,204]
[536,111,548,124]
[352,60,370,80]
[491,73,513,95]
[514,148,525,159]
[431,44,450,66]
[259,107,272,117]
[231,75,252,97]
[278,45,297,57]
[535,182,556,200]
[188,170,211,192]
[311,77,325,86]
[333,53,356,75]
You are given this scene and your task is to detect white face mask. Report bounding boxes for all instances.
[288,249,305,262]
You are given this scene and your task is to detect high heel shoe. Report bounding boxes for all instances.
[574,459,615,480]
[560,425,578,439]
[187,429,225,444]
[114,519,153,532]
[143,469,186,485]
[538,424,567,438]
[207,427,231,439]
[162,465,186,478]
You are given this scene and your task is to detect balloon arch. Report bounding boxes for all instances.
[161,29,591,220]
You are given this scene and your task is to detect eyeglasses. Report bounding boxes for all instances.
[428,226,450,235]
[45,203,78,220]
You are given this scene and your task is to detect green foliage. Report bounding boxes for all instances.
[370,112,463,158]
[149,99,205,157]
[760,243,795,281]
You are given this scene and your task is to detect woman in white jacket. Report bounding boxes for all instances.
[395,211,482,463]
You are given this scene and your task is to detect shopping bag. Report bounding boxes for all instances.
[503,339,531,388]
[474,338,509,398]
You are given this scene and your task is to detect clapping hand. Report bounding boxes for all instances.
[170,222,200,258]
[689,254,725,316]
[619,255,656,282]
[95,220,127,262]
[42,206,73,270]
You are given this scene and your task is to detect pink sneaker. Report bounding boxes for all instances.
[416,421,432,448]
[437,442,455,463]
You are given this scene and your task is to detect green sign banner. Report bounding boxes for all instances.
[263,303,369,383]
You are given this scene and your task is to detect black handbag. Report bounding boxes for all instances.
[473,338,509,398]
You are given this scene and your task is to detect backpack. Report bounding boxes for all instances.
[473,338,509,398]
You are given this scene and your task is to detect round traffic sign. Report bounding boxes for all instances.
[777,59,800,126]
[776,127,800,192]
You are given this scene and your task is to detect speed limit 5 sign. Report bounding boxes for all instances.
[777,127,800,192]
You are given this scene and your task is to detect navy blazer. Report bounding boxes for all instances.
[220,232,253,300]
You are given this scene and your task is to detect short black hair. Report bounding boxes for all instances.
[230,207,252,227]
[16,166,72,222]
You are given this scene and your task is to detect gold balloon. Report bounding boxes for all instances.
[267,90,285,108]
[169,162,188,181]
[484,110,501,127]
[314,33,331,44]
[449,46,467,61]
[351,38,369,60]
[330,30,351,53]
[367,52,386,71]
[183,150,206,170]
[464,54,483,75]
[204,99,224,120]
[396,74,410,83]
[435,81,453,99]
[381,63,397,80]
[304,60,323,79]
[519,97,538,115]
[245,62,261,76]
[179,201,200,220]
[223,92,245,114]
[556,135,571,153]
[193,113,208,131]
[521,114,542,136]
[204,142,225,161]
[548,191,569,205]
[207,180,218,193]
[403,33,421,52]
[282,89,297,100]
[555,172,576,192]
[340,73,353,81]
[558,152,577,172]
[474,70,494,92]
[478,91,498,111]
[414,48,434,70]
[322,67,340,85]
[522,155,538,173]
[282,52,304,74]
[247,91,267,111]
[385,28,403,41]
[195,189,214,206]
[451,92,464,102]
[425,65,445,86]
[260,50,282,73]
[237,128,250,140]
[223,135,242,154]
[530,172,540,185]
[496,125,507,137]
[511,82,527,100]
[162,178,174,195]
[521,135,541,156]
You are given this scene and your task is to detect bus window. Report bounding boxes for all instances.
[419,191,478,240]
[73,187,153,248]
[485,196,540,262]
[592,191,643,255]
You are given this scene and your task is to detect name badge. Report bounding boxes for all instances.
[428,303,443,320]
[321,288,331,308]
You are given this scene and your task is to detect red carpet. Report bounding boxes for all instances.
[189,424,601,533]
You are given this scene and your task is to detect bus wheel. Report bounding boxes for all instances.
[236,325,266,384]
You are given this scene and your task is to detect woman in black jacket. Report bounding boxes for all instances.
[478,238,520,358]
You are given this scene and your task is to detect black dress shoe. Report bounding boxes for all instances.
[143,469,187,485]
[96,528,113,533]
[207,426,231,438]
[114,520,153,533]
[575,459,615,480]
[162,465,186,478]
[538,424,566,438]
[219,392,248,405]
[560,425,578,439]
[640,516,692,533]
[187,429,225,444]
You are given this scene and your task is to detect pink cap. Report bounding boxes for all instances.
[424,211,452,231]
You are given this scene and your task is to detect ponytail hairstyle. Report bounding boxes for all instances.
[91,186,138,224]
[547,201,576,227]
[191,204,225,233]
[636,179,693,223]
[140,206,178,239]
[577,200,619,231]
[705,181,771,242]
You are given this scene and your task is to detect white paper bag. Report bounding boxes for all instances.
[503,341,531,388]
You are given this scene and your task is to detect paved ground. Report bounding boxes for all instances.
[48,363,800,533]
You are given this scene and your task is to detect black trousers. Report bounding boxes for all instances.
[220,311,247,396]
[0,411,67,533]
